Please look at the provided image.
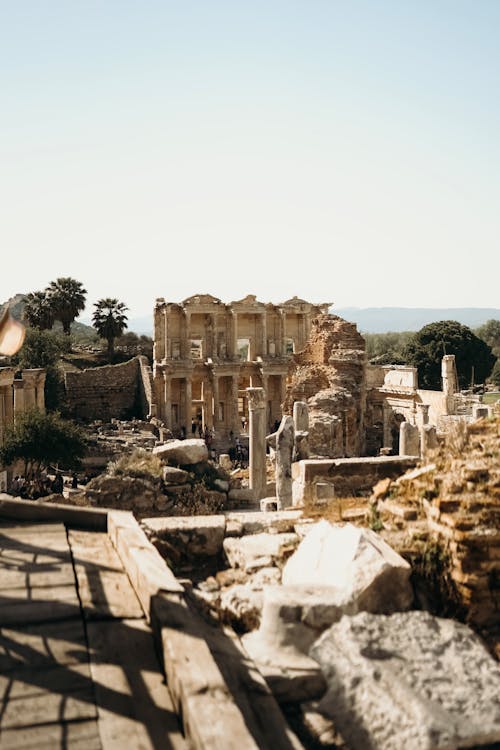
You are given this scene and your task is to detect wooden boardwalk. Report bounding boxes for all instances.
[0,522,186,749]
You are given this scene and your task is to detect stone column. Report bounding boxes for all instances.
[229,311,237,359]
[163,372,172,428]
[247,387,267,500]
[278,310,286,356]
[276,415,294,508]
[153,302,166,362]
[293,401,309,432]
[212,375,220,429]
[400,421,420,456]
[279,376,287,412]
[13,380,24,417]
[293,401,310,460]
[35,372,46,411]
[442,355,456,415]
[261,312,267,358]
[3,382,14,426]
[416,403,430,428]
[231,376,239,434]
[382,402,392,450]
[203,377,213,429]
[184,377,192,432]
[181,311,191,360]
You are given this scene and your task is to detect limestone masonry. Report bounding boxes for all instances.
[152,294,329,438]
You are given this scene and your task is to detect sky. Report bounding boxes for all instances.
[1,0,499,320]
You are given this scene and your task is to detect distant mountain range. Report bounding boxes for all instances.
[3,294,499,336]
[333,308,500,333]
[125,308,500,336]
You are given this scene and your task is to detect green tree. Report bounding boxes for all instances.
[490,359,500,388]
[13,329,67,410]
[0,409,86,477]
[476,319,500,358]
[47,277,87,335]
[23,291,55,331]
[92,298,129,359]
[403,320,496,390]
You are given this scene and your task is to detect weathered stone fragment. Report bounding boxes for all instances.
[293,401,309,432]
[143,515,226,557]
[282,521,413,613]
[311,610,500,750]
[162,466,191,484]
[276,416,294,508]
[399,421,420,456]
[223,532,299,572]
[153,438,208,465]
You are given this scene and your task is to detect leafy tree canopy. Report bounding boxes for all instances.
[92,298,128,359]
[403,320,495,390]
[47,277,87,335]
[23,290,55,331]
[475,319,500,358]
[13,328,67,370]
[0,409,87,477]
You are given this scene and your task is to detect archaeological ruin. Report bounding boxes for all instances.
[151,294,329,438]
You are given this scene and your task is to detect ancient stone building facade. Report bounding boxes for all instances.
[0,367,46,489]
[152,295,329,439]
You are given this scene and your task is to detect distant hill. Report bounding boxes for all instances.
[1,294,98,339]
[334,308,500,334]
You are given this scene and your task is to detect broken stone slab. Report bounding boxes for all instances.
[310,610,500,750]
[153,438,208,465]
[143,515,226,557]
[223,532,299,573]
[162,465,191,484]
[260,497,281,512]
[224,510,303,536]
[282,521,413,614]
[242,587,330,703]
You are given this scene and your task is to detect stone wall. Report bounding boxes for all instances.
[292,455,418,505]
[64,357,146,421]
[284,314,366,457]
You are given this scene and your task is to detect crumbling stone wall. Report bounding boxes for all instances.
[64,357,146,421]
[284,314,366,457]
[377,417,500,637]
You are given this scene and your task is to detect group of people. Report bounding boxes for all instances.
[9,471,79,500]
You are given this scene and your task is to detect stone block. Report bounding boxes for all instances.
[260,497,281,512]
[223,532,299,572]
[143,515,226,557]
[162,466,191,485]
[311,610,500,750]
[282,521,413,614]
[153,438,208,465]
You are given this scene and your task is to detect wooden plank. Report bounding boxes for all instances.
[152,592,262,750]
[112,523,183,620]
[0,718,102,749]
[0,495,108,531]
[86,618,186,750]
[0,619,87,672]
[0,585,81,625]
[68,531,143,620]
[0,663,97,728]
[152,592,304,750]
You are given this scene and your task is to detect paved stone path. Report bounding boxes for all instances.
[0,522,186,749]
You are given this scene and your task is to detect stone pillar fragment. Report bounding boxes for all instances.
[247,387,267,500]
[276,415,294,508]
[399,421,420,456]
[293,401,309,432]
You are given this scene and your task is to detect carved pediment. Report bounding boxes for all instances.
[182,294,222,307]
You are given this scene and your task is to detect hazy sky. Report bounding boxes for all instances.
[1,1,499,319]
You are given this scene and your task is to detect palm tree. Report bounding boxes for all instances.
[23,291,55,331]
[92,298,128,359]
[47,277,87,335]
